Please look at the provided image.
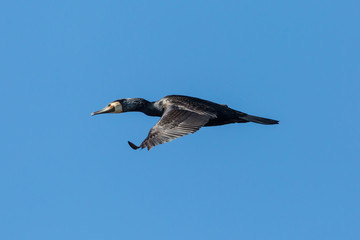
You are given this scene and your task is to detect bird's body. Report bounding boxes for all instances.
[92,95,278,150]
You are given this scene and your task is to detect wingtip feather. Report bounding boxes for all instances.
[128,141,140,150]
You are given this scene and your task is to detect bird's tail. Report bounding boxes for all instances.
[241,114,279,125]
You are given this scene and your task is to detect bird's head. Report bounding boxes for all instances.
[91,100,123,116]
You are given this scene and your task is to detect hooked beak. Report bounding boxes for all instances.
[91,106,115,116]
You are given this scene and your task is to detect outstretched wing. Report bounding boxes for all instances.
[128,107,212,150]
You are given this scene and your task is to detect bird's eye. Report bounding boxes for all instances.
[107,104,111,107]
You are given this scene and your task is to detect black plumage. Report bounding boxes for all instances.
[92,95,279,150]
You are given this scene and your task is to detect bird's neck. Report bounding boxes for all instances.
[123,98,163,117]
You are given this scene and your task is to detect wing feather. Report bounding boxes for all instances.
[132,107,211,150]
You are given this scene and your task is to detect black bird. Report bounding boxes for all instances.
[91,95,278,150]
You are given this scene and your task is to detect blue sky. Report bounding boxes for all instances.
[1,1,359,239]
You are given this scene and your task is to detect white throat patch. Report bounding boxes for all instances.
[112,102,123,113]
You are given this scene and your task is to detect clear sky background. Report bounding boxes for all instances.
[1,1,359,239]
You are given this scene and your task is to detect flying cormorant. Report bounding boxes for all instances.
[91,95,278,150]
